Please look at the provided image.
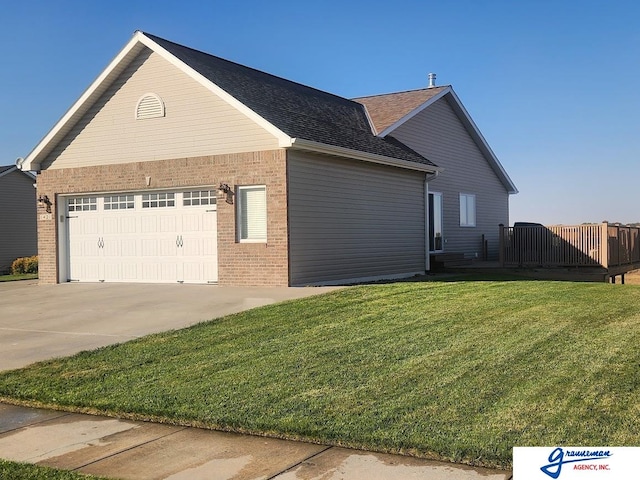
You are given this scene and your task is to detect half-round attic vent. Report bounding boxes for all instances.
[135,93,165,120]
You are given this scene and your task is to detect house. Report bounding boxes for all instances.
[19,31,516,286]
[0,165,37,273]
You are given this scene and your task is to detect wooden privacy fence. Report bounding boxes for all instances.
[499,223,640,268]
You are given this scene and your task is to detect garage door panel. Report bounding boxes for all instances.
[182,214,201,232]
[121,262,139,281]
[102,217,119,234]
[78,217,99,235]
[103,263,121,282]
[66,191,218,284]
[121,238,138,256]
[159,238,179,257]
[141,216,158,233]
[160,262,179,282]
[159,215,178,233]
[102,239,120,257]
[120,216,137,234]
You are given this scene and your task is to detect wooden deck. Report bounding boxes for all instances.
[447,223,640,283]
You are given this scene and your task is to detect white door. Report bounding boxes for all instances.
[66,190,218,284]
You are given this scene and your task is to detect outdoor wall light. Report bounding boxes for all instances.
[38,194,52,213]
[218,183,234,205]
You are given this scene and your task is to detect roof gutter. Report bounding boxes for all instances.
[288,138,441,174]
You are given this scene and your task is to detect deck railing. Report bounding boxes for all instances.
[499,223,640,268]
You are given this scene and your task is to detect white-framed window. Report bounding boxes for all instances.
[68,197,97,212]
[459,193,476,227]
[104,195,134,210]
[238,185,267,242]
[142,192,175,208]
[183,190,217,207]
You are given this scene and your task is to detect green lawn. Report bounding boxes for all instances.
[0,273,37,282]
[0,278,639,469]
[0,459,110,479]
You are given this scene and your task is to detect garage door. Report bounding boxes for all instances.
[66,189,218,284]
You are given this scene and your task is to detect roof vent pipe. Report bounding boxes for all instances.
[428,73,436,88]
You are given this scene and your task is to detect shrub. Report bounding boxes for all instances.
[11,256,38,275]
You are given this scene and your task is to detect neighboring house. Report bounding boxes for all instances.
[0,165,37,273]
[19,31,516,286]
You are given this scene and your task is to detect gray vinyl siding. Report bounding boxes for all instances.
[392,96,509,260]
[0,171,37,272]
[287,151,426,285]
[42,48,279,170]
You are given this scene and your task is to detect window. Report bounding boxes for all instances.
[142,192,175,208]
[238,186,267,242]
[459,193,476,227]
[68,197,97,212]
[429,192,444,251]
[104,195,134,210]
[183,190,217,207]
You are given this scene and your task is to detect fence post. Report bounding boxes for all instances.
[498,224,505,267]
[600,222,609,269]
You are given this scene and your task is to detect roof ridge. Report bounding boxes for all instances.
[353,85,450,101]
[142,32,363,109]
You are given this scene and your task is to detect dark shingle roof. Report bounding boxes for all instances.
[0,165,15,175]
[145,33,436,168]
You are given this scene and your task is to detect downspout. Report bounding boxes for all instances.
[424,171,439,272]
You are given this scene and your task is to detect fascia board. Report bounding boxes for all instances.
[22,33,146,171]
[377,87,451,138]
[289,138,441,174]
[0,166,36,180]
[0,166,17,179]
[359,103,379,136]
[138,33,292,147]
[446,89,518,194]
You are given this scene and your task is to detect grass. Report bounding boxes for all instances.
[0,277,639,468]
[0,459,110,479]
[0,273,37,282]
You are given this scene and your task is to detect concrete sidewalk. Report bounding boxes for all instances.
[0,403,512,480]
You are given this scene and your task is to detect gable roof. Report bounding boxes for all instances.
[354,87,518,194]
[20,31,437,173]
[0,165,36,181]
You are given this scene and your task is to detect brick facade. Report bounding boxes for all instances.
[36,150,289,286]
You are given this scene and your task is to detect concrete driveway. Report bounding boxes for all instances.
[0,281,339,371]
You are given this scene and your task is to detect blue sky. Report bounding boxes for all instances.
[1,0,638,224]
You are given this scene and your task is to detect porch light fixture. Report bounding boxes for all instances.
[38,194,52,213]
[218,183,234,205]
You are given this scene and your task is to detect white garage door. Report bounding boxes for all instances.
[66,190,218,284]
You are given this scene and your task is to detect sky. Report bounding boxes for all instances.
[1,0,639,225]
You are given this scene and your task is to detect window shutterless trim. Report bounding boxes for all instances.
[459,193,476,227]
[237,185,267,242]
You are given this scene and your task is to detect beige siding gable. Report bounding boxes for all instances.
[42,48,280,169]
